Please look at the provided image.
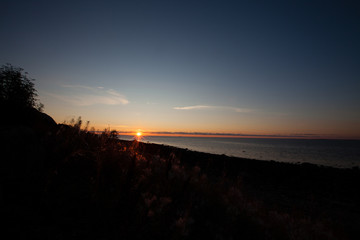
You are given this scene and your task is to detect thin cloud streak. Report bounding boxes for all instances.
[46,85,129,106]
[61,84,101,92]
[173,105,253,113]
[174,105,213,110]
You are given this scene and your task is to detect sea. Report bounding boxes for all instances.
[118,135,360,169]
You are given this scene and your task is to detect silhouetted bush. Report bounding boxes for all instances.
[2,112,360,239]
[0,63,43,111]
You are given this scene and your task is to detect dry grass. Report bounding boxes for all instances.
[1,116,359,239]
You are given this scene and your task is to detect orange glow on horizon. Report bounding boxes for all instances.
[113,131,360,140]
[86,126,360,140]
[134,130,144,141]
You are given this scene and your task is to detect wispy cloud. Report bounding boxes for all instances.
[174,105,213,110]
[46,85,129,106]
[61,84,96,91]
[173,105,252,113]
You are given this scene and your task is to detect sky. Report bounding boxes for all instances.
[1,0,360,138]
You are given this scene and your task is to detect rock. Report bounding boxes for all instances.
[1,105,57,135]
[25,107,57,134]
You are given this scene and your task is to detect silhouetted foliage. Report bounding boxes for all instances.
[0,63,43,111]
[2,116,360,239]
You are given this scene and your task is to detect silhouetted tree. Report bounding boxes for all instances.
[0,63,43,111]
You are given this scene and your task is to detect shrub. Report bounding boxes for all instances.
[0,63,43,111]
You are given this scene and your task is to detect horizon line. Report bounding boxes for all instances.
[90,130,360,140]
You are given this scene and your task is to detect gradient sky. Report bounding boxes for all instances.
[1,0,360,138]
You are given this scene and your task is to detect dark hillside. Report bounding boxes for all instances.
[1,108,359,239]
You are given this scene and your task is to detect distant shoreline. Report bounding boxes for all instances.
[89,131,360,140]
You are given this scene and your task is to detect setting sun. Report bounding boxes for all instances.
[136,132,142,137]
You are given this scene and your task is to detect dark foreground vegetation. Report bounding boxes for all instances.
[1,108,360,240]
[1,62,360,239]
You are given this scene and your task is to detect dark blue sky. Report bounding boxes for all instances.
[1,0,360,138]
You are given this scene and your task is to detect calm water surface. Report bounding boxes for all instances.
[118,135,360,168]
